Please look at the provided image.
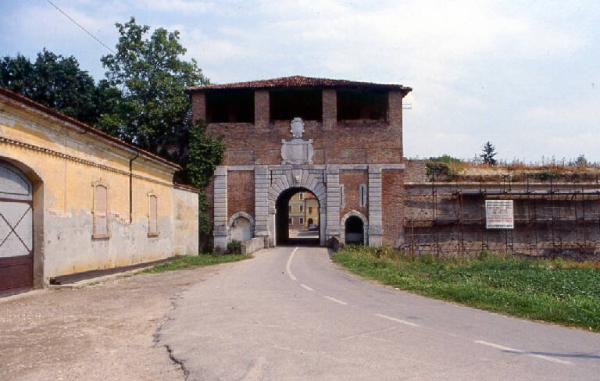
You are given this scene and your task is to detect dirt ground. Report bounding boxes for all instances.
[0,265,223,381]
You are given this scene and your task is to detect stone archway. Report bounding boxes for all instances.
[274,187,320,245]
[268,168,327,246]
[340,210,368,245]
[228,211,255,242]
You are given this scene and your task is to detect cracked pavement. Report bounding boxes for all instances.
[160,247,600,381]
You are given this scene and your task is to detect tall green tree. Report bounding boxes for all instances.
[481,141,498,165]
[99,17,208,162]
[0,49,116,125]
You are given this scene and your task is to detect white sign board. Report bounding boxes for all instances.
[485,200,514,229]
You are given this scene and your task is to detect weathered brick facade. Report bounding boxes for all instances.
[188,76,411,250]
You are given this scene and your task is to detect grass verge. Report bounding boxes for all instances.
[143,254,250,274]
[332,246,600,331]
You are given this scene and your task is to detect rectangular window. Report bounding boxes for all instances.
[308,207,313,214]
[270,89,322,121]
[93,184,109,239]
[300,205,303,212]
[299,193,304,200]
[288,217,293,224]
[206,90,254,123]
[359,184,368,208]
[299,217,304,224]
[148,194,159,237]
[337,89,388,121]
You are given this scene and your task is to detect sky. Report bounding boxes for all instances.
[1,0,600,162]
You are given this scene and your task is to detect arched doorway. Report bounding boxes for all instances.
[341,211,368,245]
[345,216,364,245]
[275,187,320,246]
[0,160,34,292]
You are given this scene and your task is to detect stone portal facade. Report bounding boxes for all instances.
[188,76,411,250]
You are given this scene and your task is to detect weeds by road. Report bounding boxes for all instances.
[333,246,600,331]
[144,254,250,273]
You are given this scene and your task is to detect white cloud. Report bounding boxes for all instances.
[128,0,215,13]
[2,0,597,160]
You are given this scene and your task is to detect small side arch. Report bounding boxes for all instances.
[340,210,368,245]
[228,211,255,242]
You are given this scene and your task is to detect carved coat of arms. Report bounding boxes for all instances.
[281,117,313,165]
[290,117,305,139]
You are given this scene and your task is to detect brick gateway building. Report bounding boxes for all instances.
[188,76,412,250]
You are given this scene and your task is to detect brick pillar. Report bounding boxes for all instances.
[213,166,228,251]
[254,165,271,246]
[388,90,403,157]
[191,92,206,122]
[322,89,337,130]
[368,165,383,247]
[325,165,341,241]
[255,90,270,130]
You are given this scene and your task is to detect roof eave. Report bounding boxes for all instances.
[0,88,182,171]
[186,84,412,94]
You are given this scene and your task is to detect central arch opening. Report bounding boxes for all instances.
[275,187,320,246]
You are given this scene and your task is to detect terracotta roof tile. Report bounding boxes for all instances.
[187,75,411,93]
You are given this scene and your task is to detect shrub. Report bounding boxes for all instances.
[226,240,242,254]
[426,155,463,180]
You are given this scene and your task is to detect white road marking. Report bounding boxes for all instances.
[300,283,314,291]
[286,247,299,281]
[324,296,348,305]
[474,340,572,365]
[374,313,420,327]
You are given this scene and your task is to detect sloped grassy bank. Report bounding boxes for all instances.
[332,246,600,331]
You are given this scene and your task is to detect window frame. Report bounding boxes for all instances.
[91,180,110,240]
[147,192,159,237]
[359,184,368,208]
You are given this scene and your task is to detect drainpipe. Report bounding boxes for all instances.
[129,152,140,223]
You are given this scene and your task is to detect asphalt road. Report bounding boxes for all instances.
[160,247,600,380]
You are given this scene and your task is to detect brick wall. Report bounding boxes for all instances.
[254,90,269,130]
[227,170,255,220]
[191,92,206,122]
[382,169,404,247]
[405,159,428,183]
[322,89,336,130]
[193,89,404,166]
[339,170,368,218]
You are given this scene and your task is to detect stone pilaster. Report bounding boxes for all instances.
[368,165,383,247]
[213,166,228,251]
[325,165,341,240]
[254,165,270,245]
[322,89,337,130]
[254,90,270,130]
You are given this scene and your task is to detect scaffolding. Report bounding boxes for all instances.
[404,175,600,258]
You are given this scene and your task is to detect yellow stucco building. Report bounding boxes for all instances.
[0,88,199,292]
[287,192,319,229]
